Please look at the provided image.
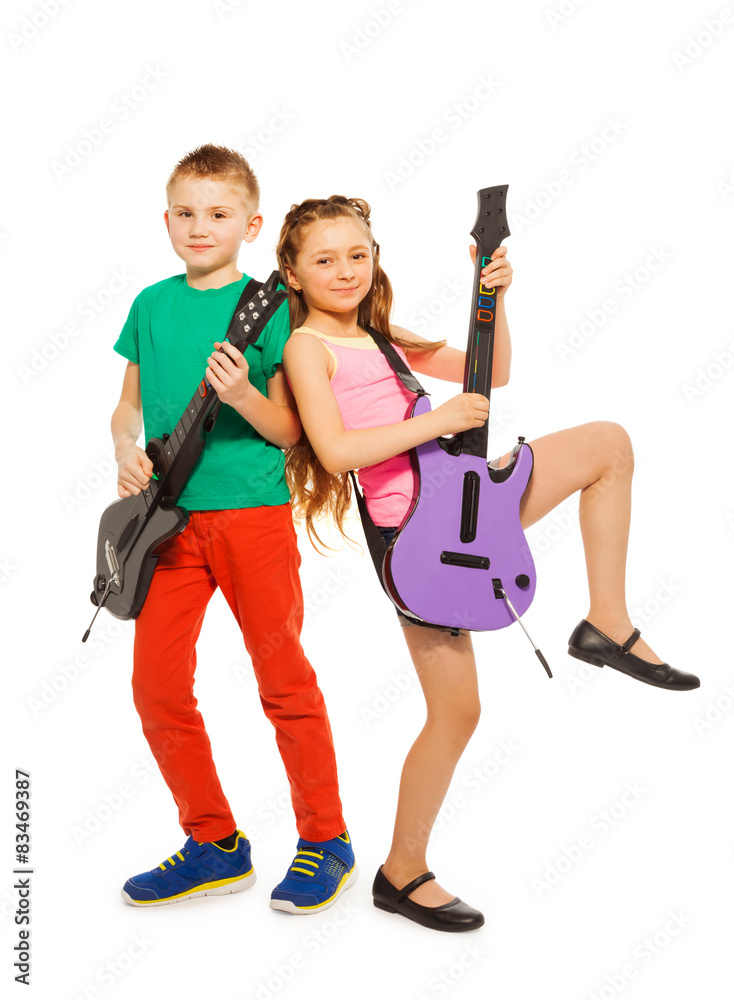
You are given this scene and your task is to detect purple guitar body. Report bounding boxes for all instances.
[384,399,535,630]
[382,185,538,633]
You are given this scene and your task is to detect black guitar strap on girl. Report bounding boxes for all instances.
[366,326,429,397]
[349,471,460,636]
[348,470,389,578]
[349,330,460,635]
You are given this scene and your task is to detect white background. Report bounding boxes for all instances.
[3,1,733,998]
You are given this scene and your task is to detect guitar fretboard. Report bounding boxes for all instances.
[461,186,509,460]
[157,376,219,473]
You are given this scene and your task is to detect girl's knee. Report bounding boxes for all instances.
[429,698,481,745]
[593,421,634,475]
[462,704,482,741]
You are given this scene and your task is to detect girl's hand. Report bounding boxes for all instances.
[470,244,513,299]
[432,392,489,436]
[117,445,154,498]
[206,341,253,408]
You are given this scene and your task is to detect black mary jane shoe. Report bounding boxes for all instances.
[567,620,700,691]
[372,866,484,932]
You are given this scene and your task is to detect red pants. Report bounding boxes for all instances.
[132,504,345,843]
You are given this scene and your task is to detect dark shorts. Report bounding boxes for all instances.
[377,526,464,635]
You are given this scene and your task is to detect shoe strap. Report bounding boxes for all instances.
[619,629,641,654]
[297,835,352,869]
[397,871,436,902]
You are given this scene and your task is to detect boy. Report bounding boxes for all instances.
[111,144,356,912]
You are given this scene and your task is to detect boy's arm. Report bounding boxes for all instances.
[112,361,154,497]
[207,343,302,449]
[398,245,512,387]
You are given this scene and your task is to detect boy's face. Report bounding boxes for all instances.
[164,175,262,280]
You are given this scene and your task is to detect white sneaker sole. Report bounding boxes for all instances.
[269,864,358,914]
[121,869,257,906]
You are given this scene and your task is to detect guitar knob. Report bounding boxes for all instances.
[515,574,530,589]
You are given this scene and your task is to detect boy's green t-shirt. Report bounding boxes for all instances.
[114,273,291,511]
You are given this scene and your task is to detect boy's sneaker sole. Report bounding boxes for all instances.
[270,864,358,914]
[122,868,256,906]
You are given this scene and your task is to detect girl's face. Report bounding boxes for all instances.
[288,217,373,317]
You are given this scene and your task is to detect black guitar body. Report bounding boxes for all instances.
[91,481,189,620]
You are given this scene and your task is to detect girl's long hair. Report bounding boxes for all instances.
[276,196,445,551]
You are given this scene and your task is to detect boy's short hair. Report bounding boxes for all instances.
[166,144,260,212]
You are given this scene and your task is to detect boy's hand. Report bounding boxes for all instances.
[117,446,154,497]
[470,244,513,299]
[206,341,254,409]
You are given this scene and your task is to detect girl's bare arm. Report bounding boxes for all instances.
[283,332,488,475]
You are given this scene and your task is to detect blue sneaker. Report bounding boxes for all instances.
[270,830,357,913]
[121,830,256,906]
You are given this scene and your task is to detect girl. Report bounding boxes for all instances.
[276,196,699,932]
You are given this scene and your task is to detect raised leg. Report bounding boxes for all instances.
[499,420,661,662]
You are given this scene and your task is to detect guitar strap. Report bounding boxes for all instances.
[191,271,285,436]
[365,327,428,397]
[146,271,287,505]
[348,326,428,571]
[348,329,460,632]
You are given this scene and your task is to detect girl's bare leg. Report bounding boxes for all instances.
[382,421,654,908]
[381,625,481,906]
[504,420,661,662]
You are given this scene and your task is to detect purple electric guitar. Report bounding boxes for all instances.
[382,186,550,674]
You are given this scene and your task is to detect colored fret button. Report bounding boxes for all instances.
[198,380,207,398]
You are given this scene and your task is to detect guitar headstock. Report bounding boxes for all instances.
[228,271,287,353]
[470,185,510,259]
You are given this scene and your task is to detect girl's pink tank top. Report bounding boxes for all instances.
[294,326,417,526]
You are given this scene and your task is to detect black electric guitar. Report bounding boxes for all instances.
[82,272,287,640]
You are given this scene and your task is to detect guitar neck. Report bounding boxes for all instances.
[166,378,221,470]
[460,185,510,460]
